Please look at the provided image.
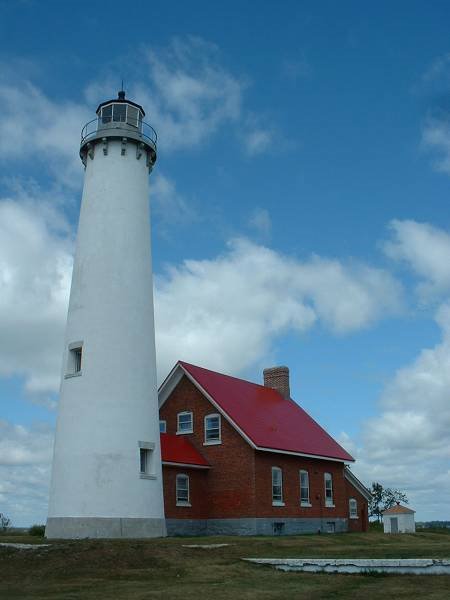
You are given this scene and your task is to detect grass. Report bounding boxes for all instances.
[1,530,450,599]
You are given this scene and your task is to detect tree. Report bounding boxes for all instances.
[382,487,408,511]
[369,482,384,522]
[369,482,409,522]
[0,513,11,532]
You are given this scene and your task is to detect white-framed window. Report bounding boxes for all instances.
[349,497,358,519]
[177,411,193,434]
[324,472,334,507]
[204,413,221,444]
[65,342,83,377]
[176,474,190,506]
[139,441,156,479]
[272,467,284,506]
[159,420,166,433]
[300,470,311,506]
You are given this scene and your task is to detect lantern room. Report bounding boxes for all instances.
[96,90,144,129]
[80,90,157,169]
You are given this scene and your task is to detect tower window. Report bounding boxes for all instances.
[140,448,149,473]
[139,441,156,479]
[65,342,83,378]
[73,348,82,373]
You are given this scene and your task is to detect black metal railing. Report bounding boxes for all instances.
[80,117,157,148]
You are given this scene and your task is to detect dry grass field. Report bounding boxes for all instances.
[1,529,450,599]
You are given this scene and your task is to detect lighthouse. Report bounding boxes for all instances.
[46,92,166,538]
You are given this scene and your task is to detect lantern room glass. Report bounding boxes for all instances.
[100,103,142,129]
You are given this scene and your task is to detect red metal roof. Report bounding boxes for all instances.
[160,432,209,468]
[179,361,354,462]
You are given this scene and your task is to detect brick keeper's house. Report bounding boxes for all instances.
[158,362,371,536]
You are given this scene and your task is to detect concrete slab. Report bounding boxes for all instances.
[244,557,450,575]
[182,544,232,549]
[0,543,50,550]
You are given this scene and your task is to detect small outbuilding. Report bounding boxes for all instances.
[383,503,415,534]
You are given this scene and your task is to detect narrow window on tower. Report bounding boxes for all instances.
[138,441,156,479]
[65,342,83,378]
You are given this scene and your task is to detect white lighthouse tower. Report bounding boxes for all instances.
[46,92,166,538]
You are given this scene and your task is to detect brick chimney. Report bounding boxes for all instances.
[263,366,290,399]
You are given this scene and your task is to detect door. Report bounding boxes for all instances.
[390,517,398,533]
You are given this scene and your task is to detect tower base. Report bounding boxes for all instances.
[46,517,167,539]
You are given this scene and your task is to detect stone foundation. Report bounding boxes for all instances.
[46,517,167,539]
[166,517,348,536]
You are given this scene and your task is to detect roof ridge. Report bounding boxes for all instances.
[179,360,282,394]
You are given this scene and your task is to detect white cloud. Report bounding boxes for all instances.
[151,173,197,234]
[0,80,90,187]
[347,305,450,520]
[0,420,53,527]
[154,238,402,378]
[0,191,72,395]
[249,207,272,237]
[243,127,273,156]
[133,37,243,153]
[422,116,450,175]
[384,219,450,298]
[421,53,450,85]
[346,221,450,520]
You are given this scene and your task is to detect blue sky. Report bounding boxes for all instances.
[1,0,450,525]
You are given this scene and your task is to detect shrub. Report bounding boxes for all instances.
[29,524,45,537]
[0,513,11,532]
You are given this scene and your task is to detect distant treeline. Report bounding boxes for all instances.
[417,521,450,528]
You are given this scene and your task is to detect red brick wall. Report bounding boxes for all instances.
[160,375,256,518]
[160,375,368,529]
[254,451,349,519]
[162,466,208,519]
[344,477,369,532]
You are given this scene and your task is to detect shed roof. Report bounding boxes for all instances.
[160,432,210,468]
[382,504,415,515]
